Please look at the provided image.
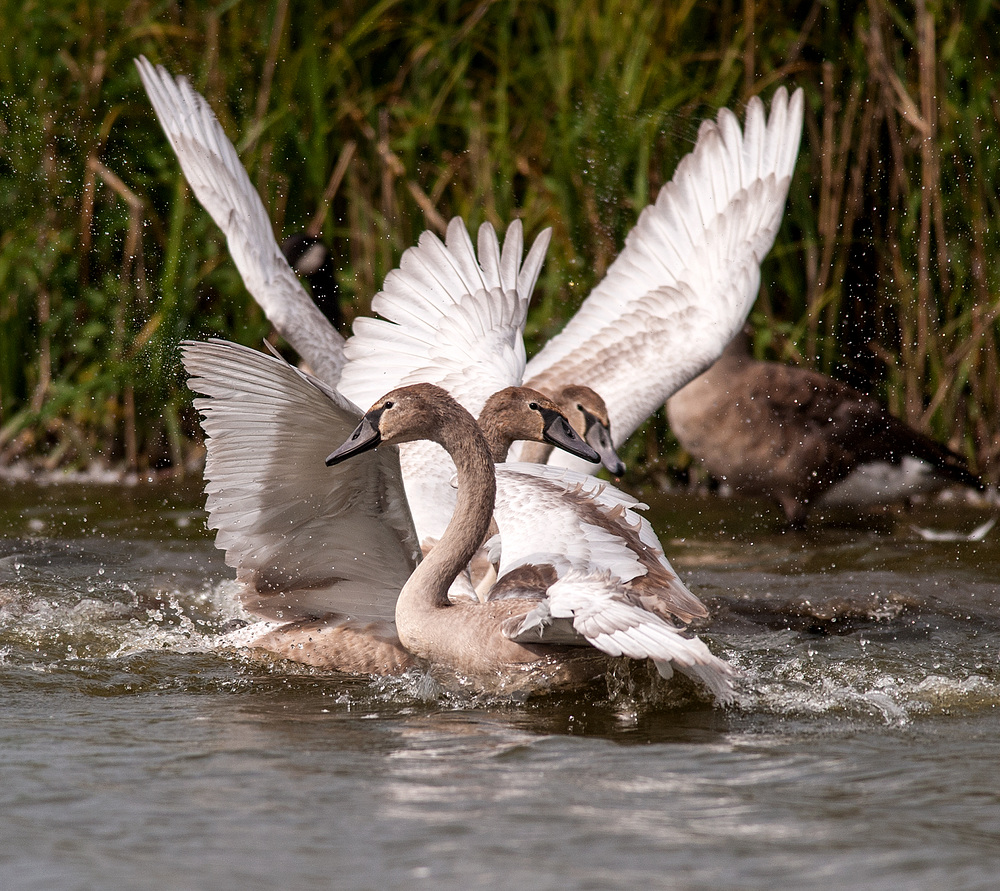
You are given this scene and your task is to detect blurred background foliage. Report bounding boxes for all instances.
[0,0,998,481]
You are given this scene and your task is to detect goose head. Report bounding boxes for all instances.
[479,387,600,464]
[552,385,625,475]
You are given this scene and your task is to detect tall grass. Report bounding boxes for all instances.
[1,0,997,480]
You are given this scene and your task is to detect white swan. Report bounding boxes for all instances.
[184,339,734,700]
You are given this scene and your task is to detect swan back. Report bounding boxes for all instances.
[666,330,983,524]
[485,462,733,701]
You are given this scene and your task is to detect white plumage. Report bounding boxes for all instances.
[184,339,734,700]
[136,56,346,386]
[137,58,805,701]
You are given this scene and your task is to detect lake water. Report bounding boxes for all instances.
[2,478,999,890]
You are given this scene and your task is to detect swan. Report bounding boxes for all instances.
[184,338,734,699]
[135,57,623,533]
[666,328,984,525]
[136,55,804,510]
[332,383,732,698]
[338,88,804,538]
[509,385,624,475]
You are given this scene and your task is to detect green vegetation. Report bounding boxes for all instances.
[1,0,998,480]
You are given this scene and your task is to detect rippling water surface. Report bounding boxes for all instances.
[2,479,999,890]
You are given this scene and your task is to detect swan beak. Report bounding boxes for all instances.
[326,413,382,465]
[540,409,600,464]
[583,412,626,476]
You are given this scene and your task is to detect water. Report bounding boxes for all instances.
[2,479,1000,890]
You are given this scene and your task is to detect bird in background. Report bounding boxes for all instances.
[280,233,342,331]
[666,327,986,526]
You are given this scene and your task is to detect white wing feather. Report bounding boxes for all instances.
[182,339,418,625]
[492,464,734,702]
[339,219,551,543]
[518,572,735,703]
[524,87,805,448]
[492,463,704,614]
[136,57,346,386]
[339,218,551,413]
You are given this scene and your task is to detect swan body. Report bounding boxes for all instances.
[186,340,733,700]
[329,383,734,700]
[667,330,983,524]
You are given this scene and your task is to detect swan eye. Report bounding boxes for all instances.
[528,402,539,411]
[577,404,585,412]
[383,400,394,409]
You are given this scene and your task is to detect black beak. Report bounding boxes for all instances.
[583,411,626,475]
[540,408,600,464]
[326,412,382,465]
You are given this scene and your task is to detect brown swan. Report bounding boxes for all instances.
[137,57,801,539]
[328,384,733,699]
[185,340,733,700]
[516,385,625,476]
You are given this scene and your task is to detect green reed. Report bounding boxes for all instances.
[1,0,997,480]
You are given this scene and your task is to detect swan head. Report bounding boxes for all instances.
[553,385,625,476]
[480,387,600,464]
[326,383,482,466]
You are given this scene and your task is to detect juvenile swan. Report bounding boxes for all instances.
[138,55,801,501]
[329,384,734,700]
[186,340,733,701]
[136,57,620,543]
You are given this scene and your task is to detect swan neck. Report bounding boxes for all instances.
[396,417,496,627]
[477,412,516,463]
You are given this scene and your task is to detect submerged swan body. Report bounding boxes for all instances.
[667,330,984,524]
[185,340,734,701]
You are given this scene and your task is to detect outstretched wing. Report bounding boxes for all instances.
[340,217,550,413]
[524,87,804,446]
[136,57,346,386]
[339,218,551,543]
[182,339,419,625]
[490,463,707,622]
[490,465,733,702]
